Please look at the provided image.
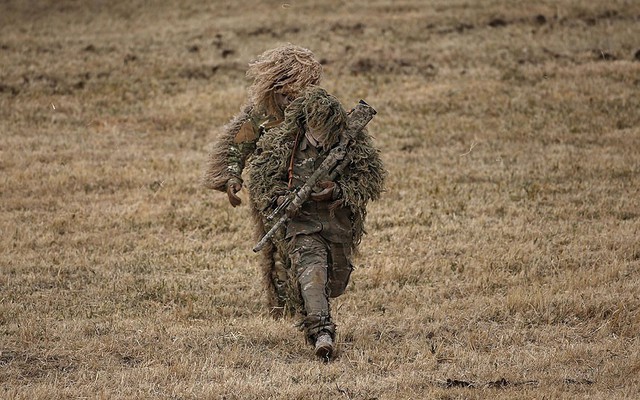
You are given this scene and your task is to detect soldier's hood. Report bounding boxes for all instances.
[247,44,323,118]
[286,87,347,150]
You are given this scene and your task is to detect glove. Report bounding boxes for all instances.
[277,195,300,218]
[226,178,242,207]
[310,181,337,202]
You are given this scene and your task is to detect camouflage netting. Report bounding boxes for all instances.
[248,87,386,314]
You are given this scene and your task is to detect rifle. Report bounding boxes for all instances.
[253,100,377,252]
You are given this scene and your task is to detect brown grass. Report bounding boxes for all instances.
[1,0,639,398]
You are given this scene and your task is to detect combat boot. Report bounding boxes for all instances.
[314,331,334,359]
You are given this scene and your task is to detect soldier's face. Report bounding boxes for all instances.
[307,124,337,149]
[274,92,292,109]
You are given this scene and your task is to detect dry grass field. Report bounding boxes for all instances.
[1,0,639,398]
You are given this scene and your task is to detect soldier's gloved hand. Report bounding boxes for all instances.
[226,178,242,207]
[277,195,300,218]
[310,181,337,202]
[276,195,287,206]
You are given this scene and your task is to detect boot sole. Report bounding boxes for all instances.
[315,344,333,359]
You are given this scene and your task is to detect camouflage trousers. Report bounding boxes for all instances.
[288,233,353,343]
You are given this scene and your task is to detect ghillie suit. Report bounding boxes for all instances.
[247,87,385,342]
[203,44,323,316]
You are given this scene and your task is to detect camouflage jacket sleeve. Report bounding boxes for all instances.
[203,103,261,192]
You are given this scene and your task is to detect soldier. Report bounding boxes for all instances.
[248,87,385,358]
[204,46,385,359]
